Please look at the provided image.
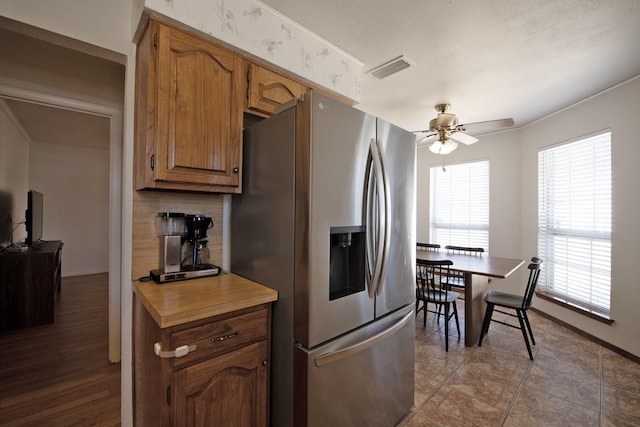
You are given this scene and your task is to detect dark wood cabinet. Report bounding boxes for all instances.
[133,295,271,426]
[135,17,243,193]
[246,63,308,116]
[0,241,63,331]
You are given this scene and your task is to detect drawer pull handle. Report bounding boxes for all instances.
[212,332,240,342]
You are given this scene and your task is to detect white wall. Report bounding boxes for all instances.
[417,76,640,358]
[0,99,29,239]
[29,141,110,276]
[416,127,523,292]
[0,1,138,424]
[520,76,640,358]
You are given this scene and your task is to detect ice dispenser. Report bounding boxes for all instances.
[329,226,365,300]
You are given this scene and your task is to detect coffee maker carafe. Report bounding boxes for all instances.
[182,215,214,271]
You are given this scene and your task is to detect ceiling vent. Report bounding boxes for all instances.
[367,55,414,79]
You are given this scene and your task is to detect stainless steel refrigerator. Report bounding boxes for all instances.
[231,91,416,427]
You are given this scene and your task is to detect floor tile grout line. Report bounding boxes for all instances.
[411,347,472,427]
[500,315,551,426]
[411,319,477,420]
[599,345,604,427]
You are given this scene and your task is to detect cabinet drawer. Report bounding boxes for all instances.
[171,308,268,369]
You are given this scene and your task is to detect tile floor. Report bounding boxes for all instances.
[398,300,640,426]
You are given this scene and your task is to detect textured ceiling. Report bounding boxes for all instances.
[4,99,110,150]
[3,1,640,149]
[261,0,640,133]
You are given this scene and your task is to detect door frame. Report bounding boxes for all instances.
[0,84,123,362]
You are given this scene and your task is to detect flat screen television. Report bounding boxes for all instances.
[26,190,44,246]
[0,191,11,249]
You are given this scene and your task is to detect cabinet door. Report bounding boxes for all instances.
[147,21,242,192]
[172,341,269,427]
[247,63,307,115]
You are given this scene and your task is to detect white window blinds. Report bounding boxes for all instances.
[429,160,489,249]
[537,131,612,314]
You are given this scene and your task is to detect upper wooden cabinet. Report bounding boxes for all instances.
[246,63,308,116]
[135,18,243,193]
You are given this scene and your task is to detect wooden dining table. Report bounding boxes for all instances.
[416,249,525,346]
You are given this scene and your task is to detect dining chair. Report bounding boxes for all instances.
[417,242,440,251]
[441,245,485,294]
[478,257,543,360]
[416,243,440,287]
[415,258,460,351]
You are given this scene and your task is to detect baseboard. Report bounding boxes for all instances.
[531,308,640,364]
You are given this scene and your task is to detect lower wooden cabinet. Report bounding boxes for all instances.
[134,295,271,426]
[173,341,269,425]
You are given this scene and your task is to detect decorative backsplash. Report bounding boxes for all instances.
[144,0,362,102]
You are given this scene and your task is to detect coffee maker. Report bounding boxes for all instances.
[151,212,220,283]
[182,214,215,271]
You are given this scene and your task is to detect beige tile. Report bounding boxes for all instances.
[602,386,640,426]
[413,368,441,407]
[525,351,600,410]
[602,348,640,392]
[405,296,640,427]
[399,411,440,427]
[417,384,507,426]
[444,351,528,411]
[505,384,600,426]
[476,324,540,360]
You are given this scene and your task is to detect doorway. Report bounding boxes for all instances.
[0,23,125,362]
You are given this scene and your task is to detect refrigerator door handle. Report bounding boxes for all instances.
[375,138,391,296]
[365,138,386,298]
[314,311,413,367]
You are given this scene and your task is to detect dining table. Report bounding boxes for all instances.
[415,249,525,346]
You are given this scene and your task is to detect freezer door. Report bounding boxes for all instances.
[293,305,415,427]
[295,92,378,348]
[375,118,416,318]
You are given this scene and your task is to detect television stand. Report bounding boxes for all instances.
[0,240,63,331]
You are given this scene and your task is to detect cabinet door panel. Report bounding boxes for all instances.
[136,20,243,193]
[173,341,268,427]
[248,63,307,115]
[170,51,230,172]
[153,22,242,189]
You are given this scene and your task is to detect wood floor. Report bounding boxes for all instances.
[0,273,121,426]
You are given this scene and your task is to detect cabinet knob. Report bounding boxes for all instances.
[262,359,268,366]
[233,167,239,173]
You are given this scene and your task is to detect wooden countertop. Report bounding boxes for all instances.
[132,273,278,328]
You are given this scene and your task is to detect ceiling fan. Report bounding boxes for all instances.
[414,104,514,155]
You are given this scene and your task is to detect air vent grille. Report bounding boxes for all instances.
[367,56,414,79]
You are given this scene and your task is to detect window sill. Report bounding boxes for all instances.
[535,291,614,325]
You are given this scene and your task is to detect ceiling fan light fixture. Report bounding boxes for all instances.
[429,140,458,155]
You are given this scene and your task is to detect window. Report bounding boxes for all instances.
[538,131,611,314]
[429,160,489,249]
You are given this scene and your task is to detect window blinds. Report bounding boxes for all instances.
[429,160,489,250]
[538,131,612,313]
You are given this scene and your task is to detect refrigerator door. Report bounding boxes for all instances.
[295,92,378,348]
[293,305,415,427]
[231,108,298,427]
[374,118,417,318]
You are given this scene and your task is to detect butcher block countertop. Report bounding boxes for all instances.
[132,273,278,328]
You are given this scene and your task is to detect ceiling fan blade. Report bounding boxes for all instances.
[459,118,514,134]
[416,133,438,145]
[448,131,479,145]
